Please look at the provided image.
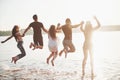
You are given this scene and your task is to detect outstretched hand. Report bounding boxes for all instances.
[22,33,25,37]
[93,16,101,28]
[1,41,5,43]
[80,21,84,25]
[57,23,61,29]
[93,16,97,20]
[57,23,60,27]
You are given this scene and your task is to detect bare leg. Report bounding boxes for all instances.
[32,44,40,50]
[29,42,33,48]
[51,52,58,66]
[59,49,64,56]
[91,76,94,80]
[64,49,67,58]
[67,41,75,53]
[89,49,94,77]
[46,52,54,64]
[32,45,43,50]
[81,75,84,80]
[59,49,68,58]
[29,42,35,48]
[29,42,38,50]
[82,48,88,76]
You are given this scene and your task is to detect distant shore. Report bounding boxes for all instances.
[0,29,33,36]
[0,25,120,36]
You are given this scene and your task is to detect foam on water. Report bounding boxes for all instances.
[0,63,10,70]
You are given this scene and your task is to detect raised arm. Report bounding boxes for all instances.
[93,16,101,30]
[55,23,61,33]
[1,35,13,43]
[72,21,84,28]
[80,23,84,32]
[56,23,62,30]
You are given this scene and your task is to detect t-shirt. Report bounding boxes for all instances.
[29,22,43,38]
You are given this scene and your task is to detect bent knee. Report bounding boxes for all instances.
[23,53,26,56]
[71,48,75,52]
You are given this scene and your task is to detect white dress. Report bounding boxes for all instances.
[48,34,58,52]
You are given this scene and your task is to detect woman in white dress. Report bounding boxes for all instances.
[47,24,60,66]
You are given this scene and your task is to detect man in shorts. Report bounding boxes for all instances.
[23,14,48,50]
[57,18,84,58]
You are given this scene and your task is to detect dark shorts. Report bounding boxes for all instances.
[33,36,43,46]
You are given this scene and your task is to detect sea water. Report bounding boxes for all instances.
[0,32,120,80]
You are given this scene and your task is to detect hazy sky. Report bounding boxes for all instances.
[0,0,120,30]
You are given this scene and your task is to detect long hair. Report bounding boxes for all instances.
[12,25,18,41]
[49,25,56,40]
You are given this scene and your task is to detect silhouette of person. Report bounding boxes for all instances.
[57,18,84,58]
[80,16,101,78]
[23,14,48,50]
[1,25,26,64]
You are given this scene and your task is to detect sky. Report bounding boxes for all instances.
[0,0,120,30]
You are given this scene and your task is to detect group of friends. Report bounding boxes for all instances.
[1,14,101,77]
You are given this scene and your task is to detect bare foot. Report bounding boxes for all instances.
[29,42,33,48]
[32,47,37,50]
[37,46,43,49]
[51,60,54,66]
[11,57,18,64]
[81,72,85,80]
[91,73,95,80]
[59,50,64,56]
[64,50,67,58]
[46,58,49,64]
[91,73,95,77]
[81,75,84,80]
[82,71,85,76]
[65,53,67,58]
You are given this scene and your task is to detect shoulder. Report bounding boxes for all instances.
[36,21,42,24]
[37,22,43,26]
[29,22,34,26]
[62,24,66,27]
[29,21,42,25]
[61,25,66,28]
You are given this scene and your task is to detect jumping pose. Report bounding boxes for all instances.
[46,24,60,66]
[57,18,84,58]
[1,25,26,64]
[23,14,48,50]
